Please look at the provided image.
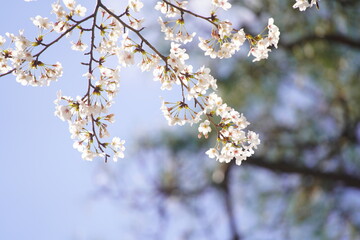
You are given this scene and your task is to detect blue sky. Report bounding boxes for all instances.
[3,1,356,240]
[0,1,171,239]
[1,1,295,239]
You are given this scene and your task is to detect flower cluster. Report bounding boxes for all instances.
[202,93,260,165]
[293,0,319,11]
[52,1,129,162]
[155,39,259,165]
[212,0,232,11]
[54,66,125,162]
[52,0,87,33]
[155,1,188,18]
[246,18,280,62]
[2,0,318,165]
[128,0,144,12]
[154,1,274,163]
[158,17,196,44]
[161,100,203,126]
[198,25,246,59]
[155,1,196,44]
[156,1,279,62]
[0,30,63,86]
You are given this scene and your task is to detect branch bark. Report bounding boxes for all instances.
[219,164,242,240]
[282,33,360,50]
[244,157,360,189]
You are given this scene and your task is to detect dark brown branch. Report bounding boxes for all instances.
[85,0,100,102]
[34,13,96,58]
[244,157,360,189]
[162,0,218,28]
[99,2,168,62]
[87,0,110,162]
[0,68,16,78]
[283,33,360,50]
[0,14,95,78]
[220,164,242,240]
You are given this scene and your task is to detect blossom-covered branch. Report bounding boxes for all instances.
[293,0,320,11]
[1,0,321,164]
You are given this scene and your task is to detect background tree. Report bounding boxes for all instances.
[93,0,360,239]
[0,0,359,240]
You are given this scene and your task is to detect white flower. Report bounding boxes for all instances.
[73,141,86,152]
[0,59,12,74]
[63,0,76,10]
[267,18,280,48]
[71,40,88,51]
[0,35,6,46]
[9,30,31,50]
[212,0,231,10]
[129,18,144,30]
[248,39,272,62]
[293,0,317,11]
[52,3,66,18]
[117,50,134,67]
[232,29,246,49]
[138,54,159,72]
[15,71,32,86]
[198,26,246,59]
[153,65,177,90]
[82,72,94,80]
[69,120,86,139]
[99,125,110,138]
[155,1,183,17]
[206,148,219,159]
[81,150,97,161]
[158,17,196,44]
[111,137,125,161]
[198,120,211,135]
[235,154,247,165]
[111,137,125,151]
[113,151,124,162]
[218,21,232,38]
[53,21,70,33]
[245,18,279,62]
[128,0,143,12]
[55,105,72,121]
[104,114,115,123]
[74,4,87,16]
[31,16,52,29]
[247,131,260,148]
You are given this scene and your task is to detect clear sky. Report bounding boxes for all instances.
[3,1,350,240]
[0,1,171,239]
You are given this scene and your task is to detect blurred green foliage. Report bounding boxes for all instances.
[110,1,360,239]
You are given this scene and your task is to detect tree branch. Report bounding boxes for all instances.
[218,164,242,240]
[162,0,218,28]
[283,33,360,50]
[244,157,360,189]
[0,13,95,78]
[98,2,168,62]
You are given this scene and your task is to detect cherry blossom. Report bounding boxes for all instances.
[0,0,317,164]
[198,120,212,137]
[212,0,232,11]
[128,0,144,12]
[293,0,319,11]
[71,40,88,51]
[63,0,76,11]
[246,18,280,62]
[74,4,87,17]
[31,16,52,29]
